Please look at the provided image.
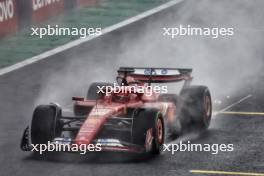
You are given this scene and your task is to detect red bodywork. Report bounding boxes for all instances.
[72,67,193,152]
[20,67,194,153]
[73,91,175,152]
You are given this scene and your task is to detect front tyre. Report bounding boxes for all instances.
[31,104,62,145]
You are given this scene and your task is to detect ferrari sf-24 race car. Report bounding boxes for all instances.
[21,67,212,155]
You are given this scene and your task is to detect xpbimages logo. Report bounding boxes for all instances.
[96,83,168,96]
[30,141,102,155]
[163,141,234,155]
[31,25,102,38]
[163,24,234,39]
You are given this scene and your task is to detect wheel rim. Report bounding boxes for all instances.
[156,118,163,144]
[204,95,211,119]
[145,129,153,152]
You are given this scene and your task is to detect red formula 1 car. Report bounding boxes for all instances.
[21,67,212,155]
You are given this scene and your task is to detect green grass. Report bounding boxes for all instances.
[0,0,170,68]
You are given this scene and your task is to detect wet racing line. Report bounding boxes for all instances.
[189,93,264,176]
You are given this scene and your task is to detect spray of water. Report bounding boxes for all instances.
[35,0,264,107]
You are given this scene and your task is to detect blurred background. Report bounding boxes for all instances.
[0,0,170,68]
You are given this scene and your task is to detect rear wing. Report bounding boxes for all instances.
[117,67,192,83]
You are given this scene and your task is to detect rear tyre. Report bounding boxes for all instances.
[179,86,212,129]
[87,82,114,100]
[31,105,61,145]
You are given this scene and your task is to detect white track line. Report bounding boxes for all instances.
[213,94,252,116]
[190,170,264,176]
[218,111,264,116]
[0,0,184,76]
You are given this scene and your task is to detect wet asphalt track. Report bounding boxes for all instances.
[1,0,264,175]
